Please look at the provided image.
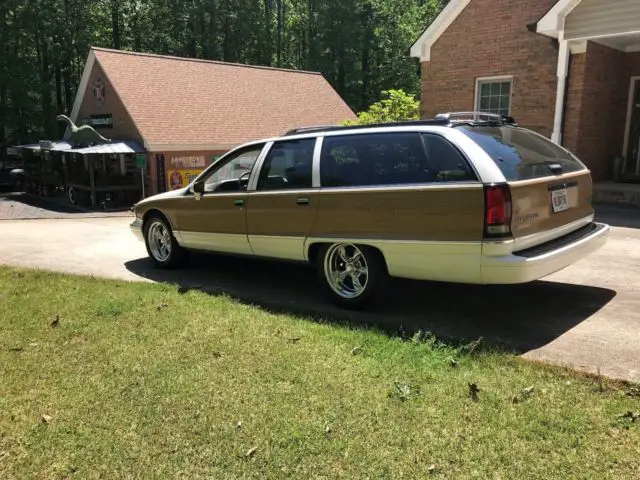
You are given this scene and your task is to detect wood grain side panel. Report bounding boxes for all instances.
[246,192,319,237]
[310,186,485,242]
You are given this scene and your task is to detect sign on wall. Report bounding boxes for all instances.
[167,170,201,190]
[78,114,113,129]
[89,114,113,129]
[166,155,207,191]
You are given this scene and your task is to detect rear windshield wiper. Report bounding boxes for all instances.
[548,164,563,174]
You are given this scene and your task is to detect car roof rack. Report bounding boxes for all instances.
[283,118,450,136]
[435,111,519,126]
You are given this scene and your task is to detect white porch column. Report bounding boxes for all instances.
[551,32,570,145]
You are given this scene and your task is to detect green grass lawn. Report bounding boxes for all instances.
[0,268,638,479]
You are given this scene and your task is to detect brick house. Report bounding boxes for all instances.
[75,47,356,196]
[36,47,354,206]
[410,0,640,182]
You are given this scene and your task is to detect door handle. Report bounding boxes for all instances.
[296,197,310,206]
[234,199,245,207]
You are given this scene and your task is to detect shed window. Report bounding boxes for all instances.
[476,78,512,116]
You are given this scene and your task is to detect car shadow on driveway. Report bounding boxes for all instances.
[125,253,616,354]
[595,204,640,229]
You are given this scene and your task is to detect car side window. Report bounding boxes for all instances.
[201,145,264,193]
[257,138,315,190]
[320,133,430,187]
[421,134,477,182]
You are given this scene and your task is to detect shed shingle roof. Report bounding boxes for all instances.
[90,47,356,148]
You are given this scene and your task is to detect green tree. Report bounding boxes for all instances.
[0,0,446,154]
[345,89,420,125]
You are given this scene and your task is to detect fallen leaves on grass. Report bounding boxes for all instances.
[468,383,480,402]
[613,411,640,429]
[41,414,53,424]
[626,387,640,398]
[512,386,535,404]
[390,382,421,402]
[620,411,639,422]
[245,446,258,459]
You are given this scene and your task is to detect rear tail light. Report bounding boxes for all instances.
[484,184,512,238]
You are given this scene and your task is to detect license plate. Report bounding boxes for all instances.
[551,188,569,213]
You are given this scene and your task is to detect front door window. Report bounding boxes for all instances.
[199,145,265,193]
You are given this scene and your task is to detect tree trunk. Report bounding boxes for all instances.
[55,65,63,114]
[264,0,273,66]
[360,4,373,110]
[276,0,283,67]
[222,7,233,62]
[186,0,197,57]
[35,24,53,138]
[111,0,121,50]
[131,0,142,51]
[307,0,317,70]
[208,0,218,59]
[0,4,7,152]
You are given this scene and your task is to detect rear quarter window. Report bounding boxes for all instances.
[458,126,586,181]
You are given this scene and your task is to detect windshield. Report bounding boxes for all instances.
[458,125,586,181]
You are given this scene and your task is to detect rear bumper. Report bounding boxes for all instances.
[130,218,144,242]
[481,222,610,284]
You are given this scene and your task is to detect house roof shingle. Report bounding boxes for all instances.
[90,47,356,149]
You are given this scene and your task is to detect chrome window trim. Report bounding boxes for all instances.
[316,182,483,193]
[248,188,319,196]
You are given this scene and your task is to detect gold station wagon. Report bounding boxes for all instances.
[131,112,610,308]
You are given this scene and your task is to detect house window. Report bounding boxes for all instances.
[475,77,512,115]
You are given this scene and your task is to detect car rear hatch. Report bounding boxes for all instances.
[459,124,594,249]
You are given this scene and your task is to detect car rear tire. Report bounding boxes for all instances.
[67,186,77,204]
[316,243,387,309]
[144,214,188,269]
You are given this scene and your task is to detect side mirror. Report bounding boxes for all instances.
[193,181,205,194]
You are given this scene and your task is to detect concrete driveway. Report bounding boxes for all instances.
[1,206,639,383]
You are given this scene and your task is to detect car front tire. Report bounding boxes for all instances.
[316,243,387,309]
[144,214,188,269]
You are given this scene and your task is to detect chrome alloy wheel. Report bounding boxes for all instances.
[324,243,369,299]
[147,220,172,262]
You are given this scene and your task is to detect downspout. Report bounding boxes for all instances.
[551,31,570,145]
[560,53,572,146]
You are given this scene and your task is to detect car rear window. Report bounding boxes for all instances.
[457,125,586,181]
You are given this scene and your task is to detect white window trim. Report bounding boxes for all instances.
[474,76,513,115]
[623,76,640,175]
